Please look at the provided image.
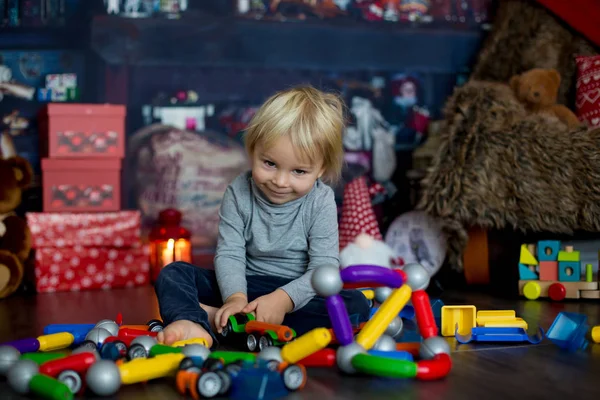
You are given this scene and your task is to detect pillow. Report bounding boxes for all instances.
[575,55,600,128]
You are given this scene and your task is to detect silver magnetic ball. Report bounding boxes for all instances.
[384,316,404,338]
[257,346,283,363]
[336,342,366,375]
[419,336,451,360]
[94,320,119,337]
[0,346,21,376]
[374,287,393,303]
[85,328,113,346]
[7,359,38,394]
[311,265,343,297]
[373,334,397,352]
[403,263,430,291]
[130,335,158,353]
[182,344,211,360]
[86,360,121,396]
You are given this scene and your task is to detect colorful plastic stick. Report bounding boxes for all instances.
[412,290,438,339]
[209,351,256,364]
[43,324,95,346]
[367,350,413,361]
[29,374,73,400]
[21,353,67,365]
[281,328,331,364]
[416,353,452,381]
[355,285,412,350]
[118,353,185,384]
[39,352,96,378]
[118,328,158,339]
[149,344,183,357]
[37,333,74,352]
[297,348,336,367]
[340,265,404,288]
[326,295,354,346]
[2,338,40,353]
[351,353,417,378]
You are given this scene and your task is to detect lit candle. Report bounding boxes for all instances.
[162,239,175,266]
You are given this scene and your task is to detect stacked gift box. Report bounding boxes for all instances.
[25,103,150,293]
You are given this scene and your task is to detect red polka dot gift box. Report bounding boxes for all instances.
[26,211,150,293]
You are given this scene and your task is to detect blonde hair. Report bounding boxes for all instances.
[244,85,346,184]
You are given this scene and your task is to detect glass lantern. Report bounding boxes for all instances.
[149,208,192,282]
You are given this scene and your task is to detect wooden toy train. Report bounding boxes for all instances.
[518,241,599,301]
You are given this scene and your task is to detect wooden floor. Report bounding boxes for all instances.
[1,286,600,400]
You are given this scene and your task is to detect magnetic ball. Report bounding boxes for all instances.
[336,342,366,374]
[85,327,113,346]
[257,346,283,363]
[403,263,430,291]
[419,336,451,360]
[374,287,393,303]
[86,360,121,396]
[94,319,119,336]
[0,346,20,376]
[373,334,397,352]
[311,265,343,297]
[182,344,211,360]
[7,359,38,394]
[130,335,158,353]
[384,316,403,338]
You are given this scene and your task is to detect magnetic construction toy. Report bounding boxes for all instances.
[310,262,452,379]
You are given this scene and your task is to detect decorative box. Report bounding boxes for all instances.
[39,103,126,158]
[27,211,150,293]
[41,158,121,212]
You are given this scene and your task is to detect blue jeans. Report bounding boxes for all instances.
[154,261,371,347]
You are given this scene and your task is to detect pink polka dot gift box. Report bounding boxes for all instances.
[25,211,149,293]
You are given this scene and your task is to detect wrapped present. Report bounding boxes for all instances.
[26,211,149,293]
[35,246,150,293]
[26,211,141,248]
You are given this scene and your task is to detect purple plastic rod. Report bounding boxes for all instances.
[340,265,404,288]
[326,294,354,346]
[2,338,40,353]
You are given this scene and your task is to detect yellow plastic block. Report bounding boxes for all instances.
[558,250,580,262]
[441,305,476,337]
[476,310,516,326]
[37,332,75,352]
[592,326,600,343]
[360,289,375,300]
[483,318,528,330]
[519,244,538,265]
[172,338,208,348]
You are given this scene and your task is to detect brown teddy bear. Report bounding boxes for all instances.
[509,68,581,129]
[0,156,33,299]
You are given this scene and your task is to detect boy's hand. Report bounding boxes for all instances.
[242,289,294,326]
[215,293,248,333]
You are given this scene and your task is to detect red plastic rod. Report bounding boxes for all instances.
[393,269,407,283]
[118,328,158,339]
[416,353,452,380]
[412,290,438,339]
[297,348,336,367]
[39,352,97,377]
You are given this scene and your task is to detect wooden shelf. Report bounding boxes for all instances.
[91,15,486,72]
[0,26,86,49]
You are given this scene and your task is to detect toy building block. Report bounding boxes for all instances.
[476,310,528,329]
[520,244,538,265]
[539,261,558,281]
[558,250,580,262]
[441,305,476,337]
[580,290,600,299]
[586,264,593,282]
[558,261,581,282]
[518,280,598,300]
[546,312,589,352]
[519,264,538,280]
[537,240,560,261]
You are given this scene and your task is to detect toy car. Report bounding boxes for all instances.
[219,313,296,352]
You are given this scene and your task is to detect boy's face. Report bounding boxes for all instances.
[251,136,324,205]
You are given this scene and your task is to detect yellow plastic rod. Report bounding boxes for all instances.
[37,332,75,352]
[119,353,185,385]
[355,285,412,350]
[281,327,331,364]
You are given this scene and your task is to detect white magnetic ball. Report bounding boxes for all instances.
[257,347,283,363]
[373,334,397,352]
[311,265,343,297]
[94,320,119,336]
[403,263,430,291]
[419,336,451,360]
[336,342,366,374]
[86,360,121,396]
[7,359,38,394]
[85,327,113,346]
[0,346,20,376]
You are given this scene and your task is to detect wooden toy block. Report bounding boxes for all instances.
[558,250,580,262]
[539,261,558,281]
[537,240,560,261]
[559,261,581,282]
[581,290,600,299]
[518,280,598,299]
[519,263,538,280]
[441,305,476,337]
[520,244,538,265]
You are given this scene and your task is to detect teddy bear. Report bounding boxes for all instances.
[0,156,33,299]
[509,68,581,129]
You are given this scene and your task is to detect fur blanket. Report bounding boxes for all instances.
[417,80,600,271]
[416,0,599,271]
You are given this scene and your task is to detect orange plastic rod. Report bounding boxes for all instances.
[245,320,294,341]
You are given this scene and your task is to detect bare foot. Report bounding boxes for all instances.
[156,320,213,348]
[200,304,219,332]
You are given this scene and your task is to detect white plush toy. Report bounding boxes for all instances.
[340,233,396,269]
